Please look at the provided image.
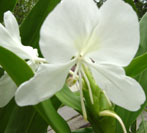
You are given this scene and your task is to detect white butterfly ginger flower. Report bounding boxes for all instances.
[0,11,45,107]
[15,0,145,111]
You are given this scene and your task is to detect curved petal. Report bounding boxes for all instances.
[0,72,17,107]
[40,0,99,63]
[88,62,145,111]
[15,60,76,106]
[0,22,38,60]
[4,11,21,41]
[87,0,139,67]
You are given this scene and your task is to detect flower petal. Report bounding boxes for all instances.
[0,72,17,107]
[0,21,38,60]
[88,62,145,111]
[40,0,99,63]
[87,0,139,66]
[0,24,34,59]
[4,11,21,41]
[15,60,76,106]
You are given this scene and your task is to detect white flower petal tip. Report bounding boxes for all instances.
[0,11,42,63]
[0,73,17,107]
[4,11,21,41]
[89,63,146,111]
[87,0,140,66]
[15,60,76,106]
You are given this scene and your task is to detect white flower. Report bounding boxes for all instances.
[0,11,46,63]
[0,72,17,107]
[15,0,145,111]
[0,11,45,107]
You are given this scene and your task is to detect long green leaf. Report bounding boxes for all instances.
[0,0,18,22]
[125,52,147,77]
[0,99,48,133]
[137,120,147,133]
[35,99,70,133]
[56,85,82,113]
[72,127,94,133]
[0,67,4,78]
[136,13,147,56]
[0,46,34,86]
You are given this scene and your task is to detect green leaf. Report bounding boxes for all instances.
[0,99,48,133]
[130,120,137,133]
[20,0,60,53]
[56,85,82,113]
[0,67,4,78]
[125,52,147,77]
[0,97,61,132]
[137,120,147,133]
[72,127,94,133]
[35,99,70,133]
[0,46,34,86]
[0,0,18,22]
[136,13,147,56]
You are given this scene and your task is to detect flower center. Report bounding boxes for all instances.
[77,54,84,61]
[69,54,94,120]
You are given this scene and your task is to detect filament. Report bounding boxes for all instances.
[103,90,112,107]
[99,110,127,133]
[72,62,80,80]
[79,68,87,120]
[81,67,94,104]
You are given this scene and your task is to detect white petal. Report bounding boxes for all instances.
[27,60,40,72]
[0,72,17,107]
[4,11,21,41]
[87,0,139,66]
[15,60,76,106]
[0,24,38,60]
[89,62,145,111]
[40,0,99,63]
[0,11,38,61]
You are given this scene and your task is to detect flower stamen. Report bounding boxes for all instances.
[79,66,87,120]
[72,62,80,80]
[81,67,94,104]
[99,110,127,133]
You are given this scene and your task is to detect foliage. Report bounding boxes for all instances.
[14,0,38,24]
